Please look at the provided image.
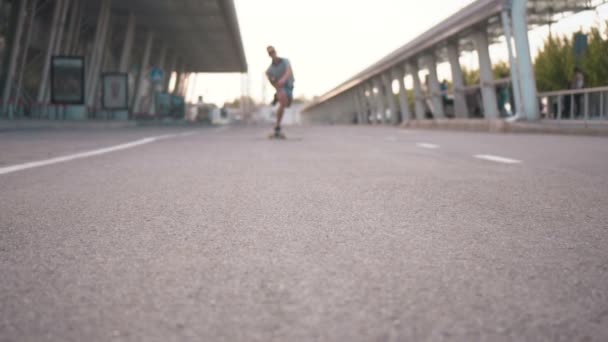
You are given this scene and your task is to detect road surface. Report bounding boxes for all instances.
[1,125,607,341]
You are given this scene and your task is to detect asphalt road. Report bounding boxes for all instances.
[1,124,607,341]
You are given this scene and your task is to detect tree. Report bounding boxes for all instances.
[462,61,511,86]
[582,26,608,87]
[534,34,575,91]
[534,23,608,92]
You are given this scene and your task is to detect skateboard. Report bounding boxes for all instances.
[268,132,286,140]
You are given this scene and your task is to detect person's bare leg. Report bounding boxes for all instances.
[275,90,287,133]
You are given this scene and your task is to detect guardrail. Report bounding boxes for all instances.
[538,86,608,121]
[417,78,514,119]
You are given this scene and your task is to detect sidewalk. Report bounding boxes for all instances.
[0,119,137,132]
[401,119,608,136]
[0,119,210,132]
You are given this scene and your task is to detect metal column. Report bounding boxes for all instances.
[473,29,499,119]
[511,0,539,120]
[68,1,83,54]
[15,0,38,106]
[395,66,411,122]
[85,0,111,107]
[119,13,136,72]
[132,30,154,113]
[351,90,360,124]
[1,0,28,117]
[62,0,79,54]
[44,0,71,103]
[372,78,386,124]
[447,42,469,118]
[36,0,64,103]
[426,53,445,118]
[157,44,168,72]
[409,62,426,120]
[365,83,375,123]
[172,61,183,95]
[501,9,523,117]
[359,87,369,124]
[382,72,398,125]
[164,53,176,92]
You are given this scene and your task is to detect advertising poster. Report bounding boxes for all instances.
[102,73,129,110]
[50,56,85,104]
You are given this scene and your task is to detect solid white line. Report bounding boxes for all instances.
[474,154,522,164]
[416,143,440,149]
[0,133,184,176]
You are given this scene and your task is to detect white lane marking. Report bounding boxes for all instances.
[416,143,440,149]
[178,131,197,137]
[474,154,522,164]
[0,133,190,176]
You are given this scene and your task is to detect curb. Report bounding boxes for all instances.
[400,119,608,136]
[0,119,212,132]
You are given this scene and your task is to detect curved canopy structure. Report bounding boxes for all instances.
[80,0,247,72]
[305,0,606,112]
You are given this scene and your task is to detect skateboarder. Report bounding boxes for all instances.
[266,46,294,138]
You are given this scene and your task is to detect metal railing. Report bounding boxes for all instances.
[417,78,514,119]
[538,86,608,121]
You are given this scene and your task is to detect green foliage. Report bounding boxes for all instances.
[581,27,608,87]
[462,62,510,86]
[535,24,608,91]
[462,68,480,86]
[493,61,511,79]
[534,34,575,91]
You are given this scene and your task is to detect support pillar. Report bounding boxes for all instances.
[43,0,71,104]
[372,77,386,124]
[85,0,111,107]
[511,0,539,120]
[382,72,398,125]
[132,30,154,113]
[447,42,469,118]
[177,72,187,97]
[15,0,38,106]
[172,62,183,95]
[352,91,361,124]
[68,2,83,54]
[426,53,445,118]
[365,83,375,124]
[37,0,64,103]
[359,87,369,124]
[473,29,499,119]
[394,66,411,122]
[62,0,79,54]
[163,52,177,93]
[157,44,168,72]
[346,89,361,125]
[119,13,136,73]
[501,9,523,117]
[2,0,28,117]
[409,62,425,120]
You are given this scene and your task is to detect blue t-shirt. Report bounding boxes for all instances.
[266,58,294,88]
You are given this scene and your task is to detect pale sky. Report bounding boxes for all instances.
[187,1,608,106]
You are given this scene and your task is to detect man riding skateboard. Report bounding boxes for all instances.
[266,46,294,138]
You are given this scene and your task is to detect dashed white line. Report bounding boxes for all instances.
[0,132,195,176]
[416,143,440,149]
[474,154,522,164]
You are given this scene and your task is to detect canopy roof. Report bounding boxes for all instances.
[80,0,247,72]
[307,0,606,108]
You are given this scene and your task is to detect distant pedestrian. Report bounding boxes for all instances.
[571,67,585,118]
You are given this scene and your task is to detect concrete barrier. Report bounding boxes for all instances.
[401,119,608,136]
